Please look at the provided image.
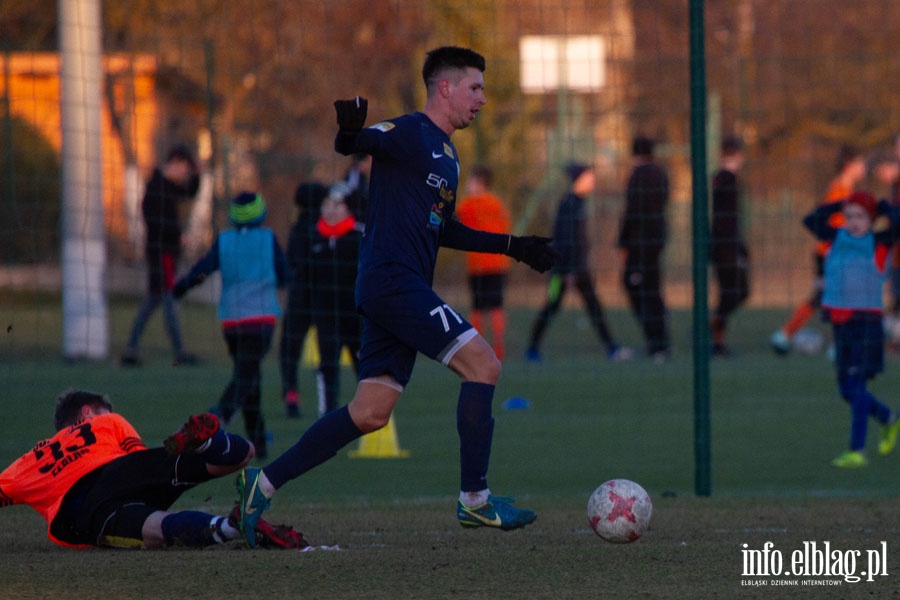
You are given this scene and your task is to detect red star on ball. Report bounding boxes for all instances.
[605,490,637,523]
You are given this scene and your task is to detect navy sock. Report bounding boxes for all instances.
[457,382,495,492]
[263,405,363,490]
[161,511,220,547]
[198,430,251,466]
[840,375,892,450]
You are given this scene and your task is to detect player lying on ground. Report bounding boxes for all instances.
[0,389,306,549]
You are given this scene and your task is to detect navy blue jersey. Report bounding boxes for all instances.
[350,112,460,304]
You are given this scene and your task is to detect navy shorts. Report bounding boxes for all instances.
[832,312,884,380]
[357,283,477,387]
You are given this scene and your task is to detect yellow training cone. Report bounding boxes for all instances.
[302,327,355,366]
[349,415,410,459]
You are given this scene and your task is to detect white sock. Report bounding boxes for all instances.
[211,516,241,543]
[258,470,276,498]
[459,488,490,508]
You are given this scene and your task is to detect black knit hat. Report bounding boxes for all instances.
[565,162,590,183]
[632,136,655,157]
[294,182,328,211]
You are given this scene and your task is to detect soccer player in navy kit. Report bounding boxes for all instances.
[236,46,558,545]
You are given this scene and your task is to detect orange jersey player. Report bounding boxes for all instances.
[770,145,866,354]
[0,389,305,549]
[456,172,512,277]
[815,169,857,256]
[455,164,512,359]
[0,411,145,546]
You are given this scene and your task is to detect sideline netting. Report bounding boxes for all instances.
[3,2,900,410]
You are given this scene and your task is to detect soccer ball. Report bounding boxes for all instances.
[792,327,824,355]
[587,479,653,543]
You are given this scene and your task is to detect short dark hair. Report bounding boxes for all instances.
[53,389,113,431]
[166,144,197,171]
[294,181,328,210]
[469,164,493,188]
[721,135,744,156]
[632,135,655,157]
[422,46,485,90]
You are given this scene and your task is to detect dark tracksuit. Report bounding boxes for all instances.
[618,161,670,355]
[279,209,318,397]
[309,216,364,416]
[528,191,618,354]
[710,167,750,339]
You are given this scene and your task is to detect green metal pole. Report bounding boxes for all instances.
[690,0,712,496]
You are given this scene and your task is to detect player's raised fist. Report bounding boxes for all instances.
[333,96,368,132]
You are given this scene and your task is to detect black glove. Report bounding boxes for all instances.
[507,235,559,273]
[172,279,189,299]
[333,97,368,131]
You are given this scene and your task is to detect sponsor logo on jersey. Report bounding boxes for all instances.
[431,143,455,160]
[429,206,443,227]
[370,121,395,132]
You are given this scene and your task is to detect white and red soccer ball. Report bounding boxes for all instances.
[587,479,653,543]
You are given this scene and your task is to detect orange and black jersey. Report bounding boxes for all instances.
[0,413,145,545]
[456,192,511,276]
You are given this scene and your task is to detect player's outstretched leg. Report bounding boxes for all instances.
[236,466,270,547]
[164,413,220,455]
[457,495,537,531]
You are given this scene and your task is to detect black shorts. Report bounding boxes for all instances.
[832,312,884,381]
[468,273,506,310]
[50,448,213,547]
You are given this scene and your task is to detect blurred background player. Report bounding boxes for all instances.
[709,135,750,357]
[770,144,866,354]
[526,162,631,362]
[308,182,364,417]
[279,181,328,418]
[342,152,372,222]
[802,191,900,467]
[456,164,511,360]
[0,389,305,549]
[174,192,288,459]
[618,135,671,360]
[121,144,200,367]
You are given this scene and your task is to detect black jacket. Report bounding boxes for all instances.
[308,219,364,316]
[141,168,199,257]
[551,192,590,274]
[618,162,669,256]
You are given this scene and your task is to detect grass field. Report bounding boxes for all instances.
[1,291,899,598]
